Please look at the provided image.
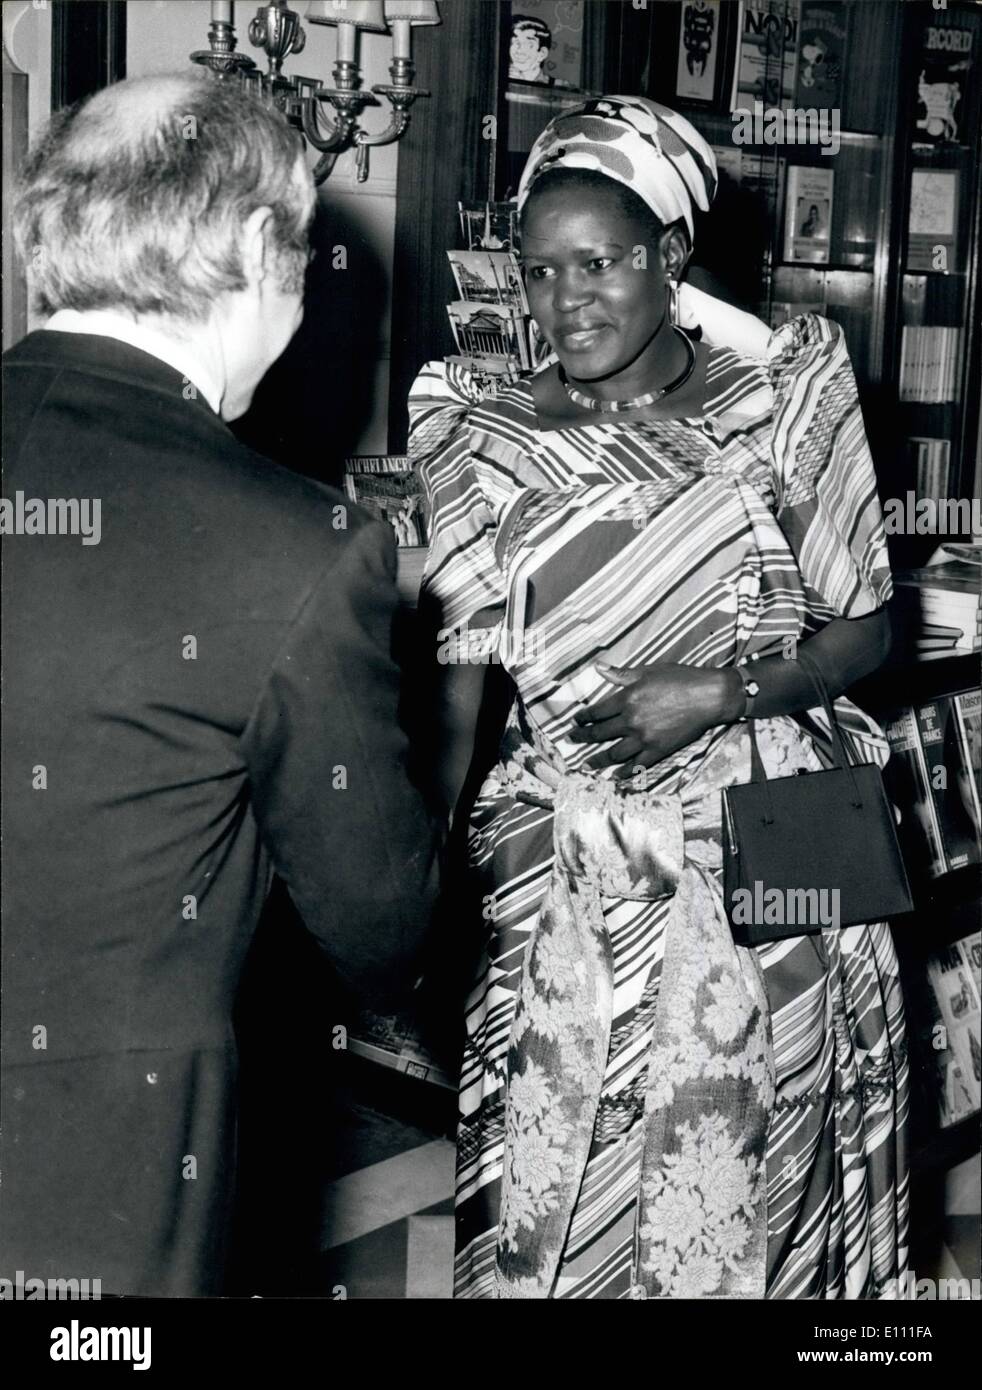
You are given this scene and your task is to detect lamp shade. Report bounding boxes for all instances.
[307,1,388,31]
[383,1,440,23]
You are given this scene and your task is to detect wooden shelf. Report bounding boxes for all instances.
[903,268,969,279]
[775,260,874,274]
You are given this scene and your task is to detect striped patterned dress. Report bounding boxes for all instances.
[410,314,910,1299]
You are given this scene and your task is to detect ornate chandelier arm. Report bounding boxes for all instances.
[301,87,381,184]
[299,94,352,154]
[358,83,429,150]
[351,85,427,181]
[346,49,429,181]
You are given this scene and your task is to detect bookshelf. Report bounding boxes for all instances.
[889,0,982,570]
[594,0,982,575]
[849,652,980,1153]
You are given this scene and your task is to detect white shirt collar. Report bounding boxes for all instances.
[43,309,224,415]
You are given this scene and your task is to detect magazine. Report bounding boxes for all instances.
[732,0,800,110]
[344,469,427,548]
[927,936,982,1124]
[907,168,959,272]
[783,165,833,264]
[884,707,947,879]
[916,699,980,871]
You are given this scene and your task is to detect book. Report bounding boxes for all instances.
[343,455,411,475]
[895,562,982,601]
[732,0,800,111]
[914,14,975,146]
[927,936,982,1124]
[954,690,982,838]
[893,578,981,660]
[898,326,961,403]
[344,469,427,547]
[884,708,947,879]
[794,1,848,109]
[909,437,952,510]
[447,249,529,315]
[783,165,833,264]
[907,169,959,273]
[921,965,968,1130]
[916,699,980,871]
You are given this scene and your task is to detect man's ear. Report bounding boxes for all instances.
[240,206,275,289]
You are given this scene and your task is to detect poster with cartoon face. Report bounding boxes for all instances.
[509,2,584,89]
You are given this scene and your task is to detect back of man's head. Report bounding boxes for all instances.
[14,72,315,326]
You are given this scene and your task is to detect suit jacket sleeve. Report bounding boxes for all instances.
[240,517,442,1002]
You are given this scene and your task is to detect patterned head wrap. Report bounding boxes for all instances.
[516,95,718,243]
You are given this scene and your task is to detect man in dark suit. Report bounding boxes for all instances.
[1,73,440,1296]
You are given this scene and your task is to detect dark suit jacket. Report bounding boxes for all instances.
[0,331,440,1296]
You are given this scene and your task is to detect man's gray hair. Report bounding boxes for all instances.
[14,72,316,322]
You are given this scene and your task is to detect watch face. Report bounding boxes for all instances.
[746,680,760,697]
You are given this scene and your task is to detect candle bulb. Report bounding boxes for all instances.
[337,23,357,64]
[211,2,232,23]
[391,18,411,60]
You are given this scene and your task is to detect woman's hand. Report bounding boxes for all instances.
[568,612,894,779]
[568,661,744,778]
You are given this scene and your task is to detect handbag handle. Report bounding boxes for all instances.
[744,645,866,809]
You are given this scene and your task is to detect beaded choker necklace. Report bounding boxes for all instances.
[559,326,696,414]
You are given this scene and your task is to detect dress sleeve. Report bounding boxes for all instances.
[767,314,892,622]
[408,360,506,632]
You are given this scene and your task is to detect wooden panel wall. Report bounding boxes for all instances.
[387,0,503,452]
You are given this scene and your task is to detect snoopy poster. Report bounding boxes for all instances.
[794,1,849,109]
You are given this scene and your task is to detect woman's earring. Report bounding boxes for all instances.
[667,276,680,328]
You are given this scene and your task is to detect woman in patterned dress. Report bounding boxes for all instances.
[410,97,909,1300]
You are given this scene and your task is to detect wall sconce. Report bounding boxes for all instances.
[191,1,440,185]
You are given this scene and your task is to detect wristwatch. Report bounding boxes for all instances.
[736,664,760,722]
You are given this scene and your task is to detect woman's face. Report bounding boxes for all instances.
[521,181,673,383]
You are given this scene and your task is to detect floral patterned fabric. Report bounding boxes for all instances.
[493,709,774,1298]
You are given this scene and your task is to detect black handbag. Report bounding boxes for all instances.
[722,649,915,946]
